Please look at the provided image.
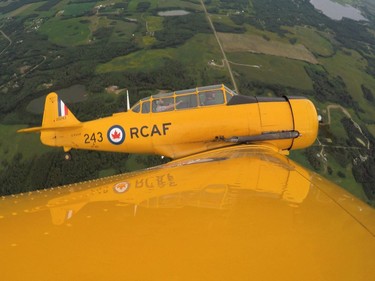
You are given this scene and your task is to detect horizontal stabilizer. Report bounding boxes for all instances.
[17,126,44,133]
[18,123,82,133]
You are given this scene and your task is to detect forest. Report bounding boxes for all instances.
[154,13,211,48]
[341,117,375,200]
[304,65,360,112]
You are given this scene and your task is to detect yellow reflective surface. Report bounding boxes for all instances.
[1,145,374,280]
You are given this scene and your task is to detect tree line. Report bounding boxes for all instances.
[0,150,129,196]
[154,13,211,48]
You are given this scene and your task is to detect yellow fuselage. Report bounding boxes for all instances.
[41,97,318,158]
[19,85,318,158]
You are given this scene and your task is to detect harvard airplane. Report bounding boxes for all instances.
[0,84,374,280]
[17,84,317,159]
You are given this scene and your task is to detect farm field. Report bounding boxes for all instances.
[0,124,52,170]
[97,33,223,74]
[109,21,138,42]
[328,109,351,143]
[217,32,318,64]
[97,48,173,73]
[321,50,375,121]
[284,26,335,57]
[39,17,91,46]
[1,3,43,18]
[63,2,96,17]
[324,152,366,200]
[228,52,313,91]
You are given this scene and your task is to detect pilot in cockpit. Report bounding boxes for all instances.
[155,99,182,112]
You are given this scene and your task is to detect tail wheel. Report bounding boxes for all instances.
[64,152,72,161]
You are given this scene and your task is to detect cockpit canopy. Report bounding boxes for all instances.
[131,84,237,114]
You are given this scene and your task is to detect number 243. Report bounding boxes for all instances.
[84,132,103,144]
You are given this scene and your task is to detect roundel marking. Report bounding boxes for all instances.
[107,125,125,145]
[113,182,130,193]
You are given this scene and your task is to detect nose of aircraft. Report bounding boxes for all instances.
[288,98,319,150]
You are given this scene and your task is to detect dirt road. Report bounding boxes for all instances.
[324,104,369,149]
[199,0,239,93]
[0,29,12,56]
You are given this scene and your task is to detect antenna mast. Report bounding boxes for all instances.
[126,89,130,111]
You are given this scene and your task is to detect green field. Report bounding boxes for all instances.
[245,25,290,42]
[0,2,44,18]
[39,18,91,46]
[97,33,223,73]
[211,14,239,27]
[97,48,173,72]
[228,52,313,90]
[316,105,368,201]
[128,0,155,11]
[109,20,138,42]
[0,35,8,50]
[321,50,375,120]
[290,138,367,203]
[141,16,164,46]
[324,151,367,201]
[0,124,52,171]
[146,16,164,32]
[127,0,202,11]
[63,3,96,17]
[156,0,202,10]
[285,26,334,57]
[329,109,350,143]
[367,124,375,137]
[289,149,315,171]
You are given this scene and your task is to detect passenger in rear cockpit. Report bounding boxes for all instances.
[203,92,216,105]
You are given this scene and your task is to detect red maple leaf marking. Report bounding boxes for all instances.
[111,130,121,139]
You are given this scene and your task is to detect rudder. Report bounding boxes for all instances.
[42,92,80,128]
[18,92,81,133]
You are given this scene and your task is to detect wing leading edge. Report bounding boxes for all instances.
[0,144,374,280]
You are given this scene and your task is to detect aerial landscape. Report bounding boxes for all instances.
[1,0,375,207]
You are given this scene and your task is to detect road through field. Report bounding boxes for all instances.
[0,29,12,56]
[199,0,239,94]
[324,104,370,149]
[315,103,370,174]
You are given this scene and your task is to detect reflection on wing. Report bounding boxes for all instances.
[45,146,310,225]
[1,145,375,280]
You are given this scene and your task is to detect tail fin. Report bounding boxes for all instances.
[18,92,81,133]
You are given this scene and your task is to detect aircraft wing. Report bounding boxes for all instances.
[1,144,374,280]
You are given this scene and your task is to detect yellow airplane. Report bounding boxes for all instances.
[18,84,318,159]
[2,84,374,280]
[1,145,375,280]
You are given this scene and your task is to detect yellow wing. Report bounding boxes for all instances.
[1,144,374,280]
